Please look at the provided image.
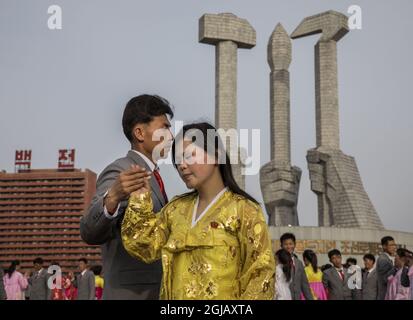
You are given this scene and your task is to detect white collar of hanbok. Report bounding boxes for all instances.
[191,187,228,228]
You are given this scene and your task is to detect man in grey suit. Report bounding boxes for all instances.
[29,258,51,300]
[376,236,397,300]
[361,254,378,300]
[0,268,6,300]
[323,249,353,300]
[29,257,51,300]
[80,95,174,300]
[280,233,313,300]
[75,258,95,300]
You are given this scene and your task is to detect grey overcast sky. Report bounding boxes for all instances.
[1,0,412,233]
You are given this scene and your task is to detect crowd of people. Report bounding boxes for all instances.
[274,234,413,300]
[1,234,411,301]
[0,258,104,300]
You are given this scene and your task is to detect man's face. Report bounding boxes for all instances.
[363,258,374,270]
[33,263,41,271]
[79,261,87,271]
[281,239,295,254]
[330,255,342,268]
[383,240,397,256]
[134,115,173,161]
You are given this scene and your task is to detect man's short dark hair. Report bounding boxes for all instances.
[328,249,342,260]
[280,233,296,244]
[346,257,357,265]
[381,236,394,246]
[33,257,43,265]
[122,94,174,143]
[363,254,376,263]
[78,258,88,264]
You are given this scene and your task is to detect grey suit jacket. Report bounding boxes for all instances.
[362,268,378,300]
[76,270,95,300]
[29,268,50,300]
[289,256,313,300]
[322,267,352,300]
[0,269,6,300]
[80,151,165,300]
[376,253,395,300]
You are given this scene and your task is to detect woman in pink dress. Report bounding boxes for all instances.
[301,250,328,300]
[2,260,28,300]
[385,248,411,300]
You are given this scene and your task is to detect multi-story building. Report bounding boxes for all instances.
[0,169,100,273]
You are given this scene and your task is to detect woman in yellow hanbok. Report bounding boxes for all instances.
[121,122,275,300]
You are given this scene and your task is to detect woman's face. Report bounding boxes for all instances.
[175,141,217,190]
[395,254,405,268]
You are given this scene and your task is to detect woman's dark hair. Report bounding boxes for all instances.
[275,249,292,282]
[397,248,409,258]
[303,249,318,273]
[5,260,20,277]
[321,263,332,272]
[171,122,258,204]
[90,265,103,276]
[122,94,174,143]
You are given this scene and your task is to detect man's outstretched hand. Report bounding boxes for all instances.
[104,165,152,214]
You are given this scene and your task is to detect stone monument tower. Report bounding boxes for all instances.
[199,13,256,189]
[290,10,383,229]
[260,23,301,226]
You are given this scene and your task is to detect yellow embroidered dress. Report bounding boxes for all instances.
[121,189,275,300]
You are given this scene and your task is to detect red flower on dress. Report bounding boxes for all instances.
[210,221,219,228]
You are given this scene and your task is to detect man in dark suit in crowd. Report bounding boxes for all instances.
[376,236,397,300]
[80,95,174,299]
[322,249,353,300]
[280,233,313,300]
[29,257,50,300]
[362,253,378,300]
[75,258,95,300]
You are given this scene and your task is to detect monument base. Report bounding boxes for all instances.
[270,226,413,265]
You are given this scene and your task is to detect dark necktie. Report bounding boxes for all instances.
[153,169,168,203]
[339,270,345,281]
